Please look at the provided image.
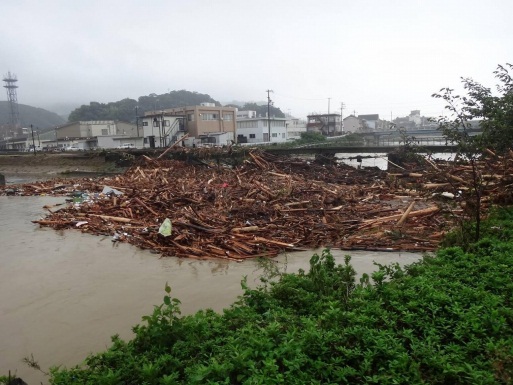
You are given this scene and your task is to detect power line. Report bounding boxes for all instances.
[273,91,329,101]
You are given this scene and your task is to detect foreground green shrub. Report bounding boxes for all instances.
[48,209,513,384]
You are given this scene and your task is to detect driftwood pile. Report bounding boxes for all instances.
[3,149,511,260]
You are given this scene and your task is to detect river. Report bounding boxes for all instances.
[336,152,455,170]
[0,196,423,384]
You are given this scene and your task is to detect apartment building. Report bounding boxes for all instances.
[160,103,237,147]
[236,111,287,143]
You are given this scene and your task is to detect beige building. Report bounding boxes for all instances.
[158,103,237,147]
[342,115,362,133]
[55,120,139,149]
[56,120,137,139]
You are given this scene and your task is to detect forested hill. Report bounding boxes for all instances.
[68,90,285,123]
[68,90,220,123]
[0,102,66,129]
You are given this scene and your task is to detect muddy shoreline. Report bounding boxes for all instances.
[0,153,127,182]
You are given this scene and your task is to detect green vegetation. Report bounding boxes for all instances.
[296,131,326,144]
[68,91,286,123]
[43,207,513,384]
[432,63,513,241]
[228,102,285,119]
[330,133,365,146]
[68,90,220,123]
[433,63,513,156]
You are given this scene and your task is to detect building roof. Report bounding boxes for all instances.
[358,114,379,120]
[307,113,340,118]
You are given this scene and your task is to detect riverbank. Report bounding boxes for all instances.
[0,153,127,183]
[0,196,422,385]
[46,207,513,384]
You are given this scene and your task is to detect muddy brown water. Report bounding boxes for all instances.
[0,196,423,384]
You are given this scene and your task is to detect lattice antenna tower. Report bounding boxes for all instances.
[3,71,21,135]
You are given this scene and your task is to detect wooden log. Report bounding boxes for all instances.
[253,237,295,248]
[231,226,260,232]
[284,201,311,207]
[424,157,440,171]
[86,214,134,223]
[32,220,74,225]
[134,197,160,216]
[423,183,450,189]
[485,148,496,158]
[449,174,469,185]
[396,201,416,227]
[157,134,190,159]
[174,221,224,234]
[362,205,439,226]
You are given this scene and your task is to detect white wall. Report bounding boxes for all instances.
[237,118,288,144]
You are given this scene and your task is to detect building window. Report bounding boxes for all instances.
[201,113,218,120]
[142,121,148,126]
[282,133,285,138]
[249,134,256,139]
[223,114,233,121]
[237,121,258,129]
[187,114,194,121]
[101,129,108,135]
[272,133,277,137]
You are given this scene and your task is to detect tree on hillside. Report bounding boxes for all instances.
[239,102,285,118]
[432,63,513,242]
[137,90,219,113]
[68,90,220,122]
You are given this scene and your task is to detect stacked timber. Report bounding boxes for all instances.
[3,149,511,260]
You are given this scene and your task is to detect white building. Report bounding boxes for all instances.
[140,113,185,148]
[236,111,287,144]
[286,115,307,140]
[236,110,256,119]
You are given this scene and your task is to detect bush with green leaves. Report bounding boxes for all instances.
[45,209,513,383]
[432,63,513,242]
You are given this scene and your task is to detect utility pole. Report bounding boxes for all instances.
[266,89,273,142]
[160,111,165,147]
[135,105,139,137]
[327,97,331,134]
[30,124,36,156]
[340,102,346,133]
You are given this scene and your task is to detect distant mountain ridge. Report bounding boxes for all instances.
[0,90,286,133]
[0,101,66,131]
[67,90,285,123]
[68,90,221,123]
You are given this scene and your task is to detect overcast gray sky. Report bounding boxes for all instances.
[1,0,512,119]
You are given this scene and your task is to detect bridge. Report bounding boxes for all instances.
[263,143,456,156]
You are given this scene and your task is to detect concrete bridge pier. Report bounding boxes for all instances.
[0,173,5,186]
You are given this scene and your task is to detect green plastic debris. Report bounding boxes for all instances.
[158,218,172,237]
